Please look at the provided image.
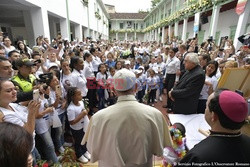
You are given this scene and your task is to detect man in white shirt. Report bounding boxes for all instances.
[3,37,15,57]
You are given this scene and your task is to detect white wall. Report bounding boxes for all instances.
[20,0,109,41]
[186,20,194,38]
[175,8,248,43]
[216,9,239,39]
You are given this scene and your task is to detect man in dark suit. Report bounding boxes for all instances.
[169,53,205,114]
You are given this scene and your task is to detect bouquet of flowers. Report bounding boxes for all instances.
[122,49,131,58]
[143,89,150,103]
[162,124,187,167]
[82,98,89,110]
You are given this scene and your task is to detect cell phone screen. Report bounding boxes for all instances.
[55,85,62,97]
[33,89,40,101]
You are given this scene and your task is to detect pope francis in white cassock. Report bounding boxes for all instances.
[82,69,173,167]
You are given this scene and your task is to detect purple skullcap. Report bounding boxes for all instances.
[219,90,248,122]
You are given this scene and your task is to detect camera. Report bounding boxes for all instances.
[36,73,53,85]
[224,36,228,40]
[38,35,43,40]
[34,59,41,64]
[207,36,213,42]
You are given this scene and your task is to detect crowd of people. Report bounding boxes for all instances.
[0,29,249,166]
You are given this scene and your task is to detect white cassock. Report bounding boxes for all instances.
[82,95,173,167]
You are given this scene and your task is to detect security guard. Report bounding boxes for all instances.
[12,58,36,93]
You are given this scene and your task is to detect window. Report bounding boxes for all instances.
[186,32,190,40]
[215,31,220,45]
[198,30,205,45]
[168,9,171,16]
[141,24,143,29]
[135,23,138,29]
[127,21,132,28]
[229,25,237,40]
[120,23,124,29]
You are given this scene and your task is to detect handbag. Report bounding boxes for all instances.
[51,107,62,128]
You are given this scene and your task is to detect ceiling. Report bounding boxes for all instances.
[0,0,30,27]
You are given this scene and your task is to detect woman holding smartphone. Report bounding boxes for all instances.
[0,79,40,165]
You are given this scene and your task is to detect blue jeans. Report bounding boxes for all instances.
[38,130,58,163]
[159,77,164,96]
[58,112,65,144]
[32,147,41,166]
[71,128,87,158]
[51,126,63,151]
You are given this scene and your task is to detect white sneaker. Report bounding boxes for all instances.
[63,142,73,147]
[78,155,88,163]
[152,104,155,107]
[58,146,65,154]
[159,96,163,102]
[84,151,91,160]
[155,99,158,102]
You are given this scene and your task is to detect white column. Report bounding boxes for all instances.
[161,26,165,43]
[92,30,95,39]
[158,27,161,42]
[116,32,118,40]
[182,18,188,42]
[125,32,128,41]
[155,29,158,41]
[75,24,83,41]
[30,7,50,42]
[168,25,172,42]
[171,0,174,14]
[60,18,70,40]
[234,0,250,50]
[209,5,221,38]
[134,32,137,40]
[194,12,200,37]
[150,31,152,41]
[174,22,179,37]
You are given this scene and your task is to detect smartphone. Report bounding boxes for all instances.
[33,89,40,101]
[55,85,62,97]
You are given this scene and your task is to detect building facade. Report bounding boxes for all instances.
[108,0,249,50]
[143,0,250,50]
[1,0,249,50]
[0,0,109,46]
[108,13,148,41]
